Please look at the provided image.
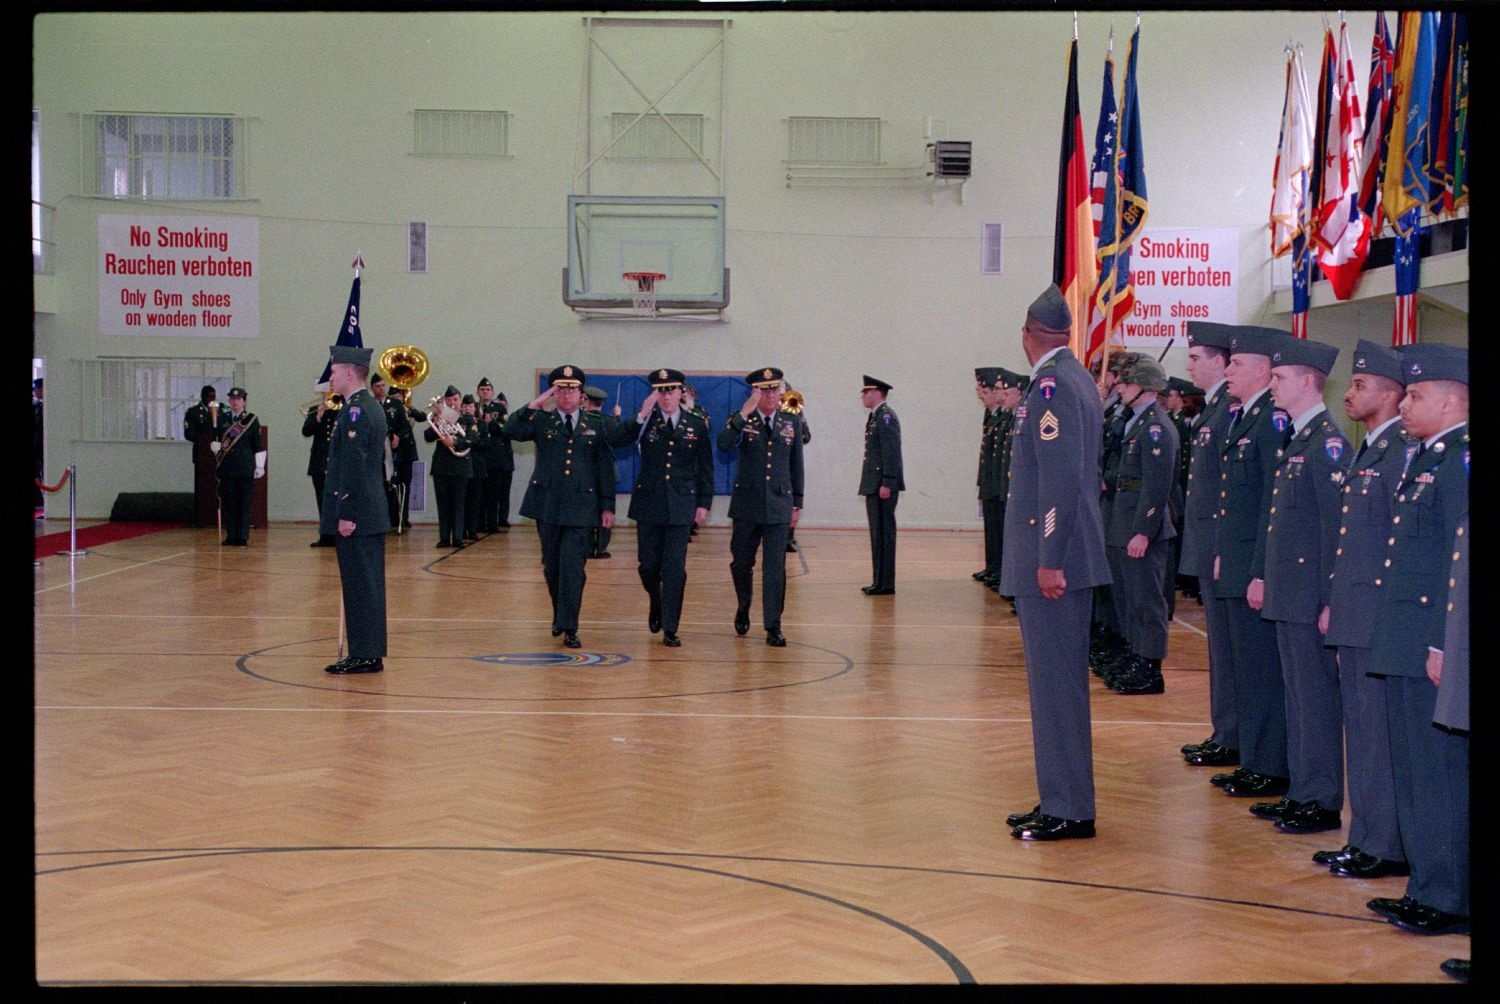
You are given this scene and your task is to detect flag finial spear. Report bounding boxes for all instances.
[1073,11,1078,41]
[352,251,364,276]
[1134,11,1140,31]
[1108,25,1114,52]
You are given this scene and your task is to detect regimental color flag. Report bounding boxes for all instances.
[1085,47,1130,365]
[1271,45,1314,259]
[1314,17,1372,301]
[1383,11,1437,236]
[1091,25,1148,365]
[1053,37,1097,360]
[316,255,366,391]
[1428,12,1468,213]
[1357,12,1396,233]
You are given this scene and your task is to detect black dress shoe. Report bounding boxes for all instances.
[1181,737,1215,756]
[972,570,990,581]
[766,631,786,647]
[1387,900,1470,936]
[1440,959,1470,982]
[648,613,662,634]
[1211,767,1252,788]
[734,610,750,636]
[1222,772,1290,798]
[563,632,581,649]
[1275,804,1342,834]
[325,657,384,675]
[595,550,611,559]
[437,540,452,549]
[1006,804,1041,827]
[1185,744,1240,767]
[663,632,681,647]
[1331,851,1410,879]
[1312,844,1359,866]
[866,587,895,595]
[786,541,798,553]
[1249,797,1300,820]
[551,627,564,637]
[1368,896,1415,920]
[1011,813,1096,841]
[860,584,877,594]
[1111,669,1164,695]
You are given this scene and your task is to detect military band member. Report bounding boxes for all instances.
[1249,337,1351,834]
[183,384,221,518]
[583,385,622,558]
[477,378,514,531]
[212,387,265,546]
[301,394,342,547]
[615,368,715,646]
[1102,357,1179,696]
[320,345,390,674]
[1210,326,1292,799]
[388,386,424,531]
[859,376,904,595]
[1001,285,1110,841]
[371,373,405,531]
[461,393,488,542]
[1316,339,1409,878]
[183,384,219,442]
[782,388,811,553]
[505,366,618,649]
[682,382,711,541]
[1178,322,1239,767]
[1366,344,1469,937]
[974,367,1008,586]
[424,384,473,549]
[1161,376,1197,617]
[718,367,805,647]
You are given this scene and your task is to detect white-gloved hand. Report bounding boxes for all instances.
[254,450,267,478]
[209,441,221,454]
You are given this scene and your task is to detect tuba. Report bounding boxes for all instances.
[380,345,430,393]
[779,388,805,415]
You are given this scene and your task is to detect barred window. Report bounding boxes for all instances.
[81,358,244,442]
[90,113,244,200]
[413,109,510,157]
[608,112,705,160]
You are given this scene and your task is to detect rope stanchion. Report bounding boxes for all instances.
[38,465,88,557]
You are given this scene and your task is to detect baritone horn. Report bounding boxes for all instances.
[379,344,430,393]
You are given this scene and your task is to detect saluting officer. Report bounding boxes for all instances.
[1366,344,1469,937]
[1210,326,1292,799]
[1000,284,1111,841]
[505,365,618,649]
[1102,357,1179,696]
[1317,339,1410,879]
[718,367,806,647]
[1178,322,1239,767]
[974,367,1009,586]
[212,387,265,547]
[615,368,715,647]
[859,376,904,595]
[1250,337,1350,835]
[321,344,391,675]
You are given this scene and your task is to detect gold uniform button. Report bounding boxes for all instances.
[1297,557,1305,563]
[1420,596,1429,605]
[1448,602,1454,612]
[1449,576,1456,586]
[1384,559,1392,567]
[1339,527,1347,535]
[1389,537,1397,545]
[664,475,671,480]
[1375,578,1382,586]
[1393,516,1401,524]
[1341,505,1349,513]
[1335,547,1343,555]
[1269,506,1277,514]
[1029,518,1037,525]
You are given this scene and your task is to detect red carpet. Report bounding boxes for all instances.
[35,522,188,559]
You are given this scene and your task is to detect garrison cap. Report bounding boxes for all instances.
[975,366,1002,387]
[1122,357,1169,391]
[1399,343,1468,386]
[477,377,493,389]
[998,367,1028,390]
[582,385,608,403]
[1166,376,1203,396]
[747,367,784,388]
[1351,339,1406,384]
[1227,325,1288,358]
[649,368,686,390]
[227,386,247,400]
[1270,337,1339,375]
[1026,283,1072,332]
[1185,321,1236,350]
[328,344,373,367]
[548,365,585,388]
[370,371,387,386]
[443,384,461,398]
[461,393,476,405]
[863,375,893,394]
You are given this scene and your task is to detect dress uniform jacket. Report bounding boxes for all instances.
[424,416,474,479]
[717,409,806,522]
[1435,512,1469,732]
[1260,409,1349,623]
[978,409,1011,500]
[391,402,423,477]
[183,402,218,443]
[507,407,617,526]
[859,402,905,494]
[321,387,390,660]
[1105,400,1179,547]
[482,401,514,473]
[1178,381,1232,579]
[214,410,261,479]
[618,409,715,525]
[302,407,338,479]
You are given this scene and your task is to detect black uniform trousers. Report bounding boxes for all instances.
[591,524,613,557]
[864,492,898,590]
[464,476,484,537]
[483,469,512,529]
[1336,646,1403,862]
[1199,574,1238,750]
[335,533,387,659]
[1016,590,1097,822]
[638,523,691,634]
[1277,620,1344,810]
[1221,595,1289,778]
[537,522,592,633]
[981,498,1005,576]
[1387,674,1469,915]
[219,475,253,543]
[730,520,790,632]
[433,475,466,545]
[1107,544,1169,660]
[393,466,414,529]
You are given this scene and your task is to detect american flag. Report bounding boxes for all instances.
[1391,208,1420,347]
[1085,49,1129,363]
[1089,26,1148,366]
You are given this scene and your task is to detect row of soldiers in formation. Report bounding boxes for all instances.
[983,318,1469,940]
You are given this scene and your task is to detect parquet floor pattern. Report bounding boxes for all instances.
[34,524,1463,983]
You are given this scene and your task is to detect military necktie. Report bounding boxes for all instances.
[566,414,574,435]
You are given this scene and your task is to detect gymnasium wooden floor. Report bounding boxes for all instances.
[34,521,1465,984]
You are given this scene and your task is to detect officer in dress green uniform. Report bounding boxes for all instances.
[1366,344,1469,937]
[321,344,391,675]
[613,368,715,646]
[505,365,618,649]
[1090,351,1143,681]
[212,387,265,546]
[992,370,1026,607]
[371,372,405,531]
[859,376,904,595]
[718,367,805,647]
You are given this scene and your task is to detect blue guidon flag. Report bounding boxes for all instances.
[315,254,366,392]
[1038,376,1057,400]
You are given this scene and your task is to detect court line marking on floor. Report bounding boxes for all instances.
[1172,618,1207,638]
[33,552,189,594]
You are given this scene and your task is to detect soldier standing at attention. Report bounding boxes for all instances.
[301,393,342,547]
[718,367,805,647]
[973,368,1007,587]
[505,366,617,649]
[1249,337,1350,835]
[613,368,715,647]
[859,376,904,595]
[371,372,405,531]
[460,393,489,542]
[212,387,265,547]
[1315,340,1409,879]
[321,345,391,675]
[477,379,514,531]
[1000,285,1110,842]
[1366,344,1469,937]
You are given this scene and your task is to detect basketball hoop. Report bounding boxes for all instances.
[623,271,667,315]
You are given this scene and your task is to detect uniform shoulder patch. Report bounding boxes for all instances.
[1324,439,1344,463]
[1148,424,1163,442]
[1038,376,1057,401]
[347,406,361,423]
[1271,409,1290,432]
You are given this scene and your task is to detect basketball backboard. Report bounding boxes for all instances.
[563,195,729,316]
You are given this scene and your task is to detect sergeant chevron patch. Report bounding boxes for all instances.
[1039,410,1060,441]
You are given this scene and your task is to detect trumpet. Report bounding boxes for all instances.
[428,394,471,458]
[299,391,344,417]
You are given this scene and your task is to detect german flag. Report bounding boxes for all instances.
[1053,37,1097,360]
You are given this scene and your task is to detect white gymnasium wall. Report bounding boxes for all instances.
[35,9,1458,526]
